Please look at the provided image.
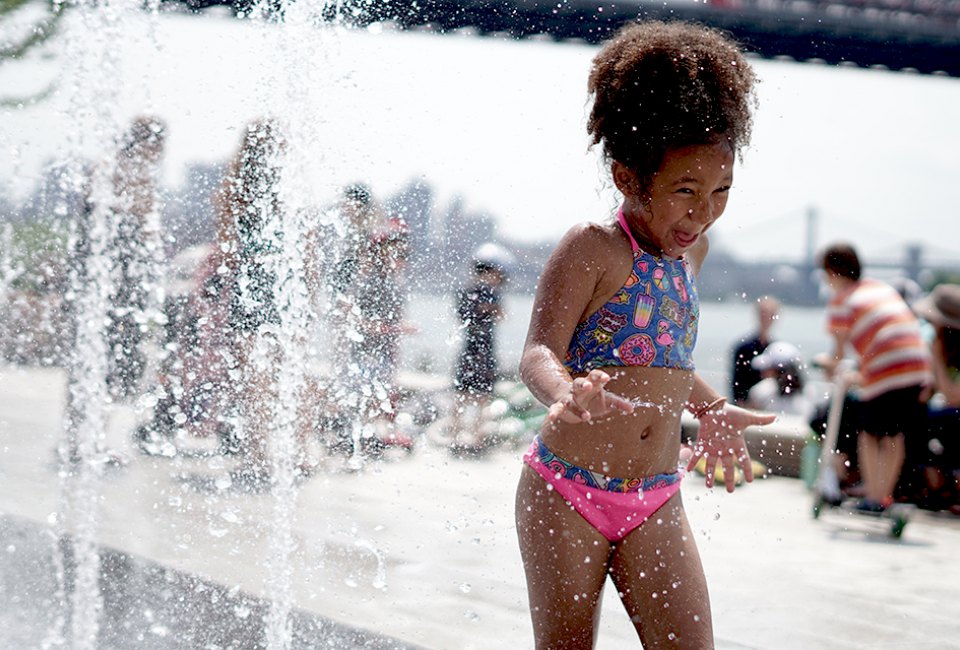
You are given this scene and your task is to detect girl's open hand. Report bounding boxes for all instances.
[545,369,635,425]
[686,404,776,492]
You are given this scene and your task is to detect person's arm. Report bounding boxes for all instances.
[519,224,633,424]
[827,331,848,374]
[684,235,776,491]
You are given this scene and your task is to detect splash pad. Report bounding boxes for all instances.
[0,1,432,648]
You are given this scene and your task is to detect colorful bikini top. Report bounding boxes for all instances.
[564,208,699,373]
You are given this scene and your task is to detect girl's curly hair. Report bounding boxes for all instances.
[587,21,757,187]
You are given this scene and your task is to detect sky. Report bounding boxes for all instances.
[2,4,960,266]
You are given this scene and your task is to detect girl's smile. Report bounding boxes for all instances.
[617,140,735,258]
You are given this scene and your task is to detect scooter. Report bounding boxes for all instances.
[811,363,912,539]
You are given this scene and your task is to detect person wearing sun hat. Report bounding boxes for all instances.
[914,284,960,331]
[913,284,960,512]
[913,283,960,408]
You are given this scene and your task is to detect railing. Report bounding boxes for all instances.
[169,0,960,76]
[716,0,960,26]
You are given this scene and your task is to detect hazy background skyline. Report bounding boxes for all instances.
[2,7,959,265]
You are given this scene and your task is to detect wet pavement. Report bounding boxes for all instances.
[0,514,421,650]
[2,364,960,649]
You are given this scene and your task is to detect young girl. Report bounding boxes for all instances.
[515,22,775,649]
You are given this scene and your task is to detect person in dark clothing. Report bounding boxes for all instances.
[730,296,780,405]
[216,119,321,481]
[455,263,505,395]
[104,116,166,401]
[911,283,960,512]
[329,183,379,295]
[449,248,507,452]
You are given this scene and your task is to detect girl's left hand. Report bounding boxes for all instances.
[686,404,776,493]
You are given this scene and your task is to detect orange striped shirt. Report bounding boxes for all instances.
[827,278,931,400]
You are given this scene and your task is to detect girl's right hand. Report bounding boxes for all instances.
[545,369,635,425]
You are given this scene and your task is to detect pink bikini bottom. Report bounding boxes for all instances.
[523,435,683,542]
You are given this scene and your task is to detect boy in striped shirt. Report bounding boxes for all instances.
[819,243,932,512]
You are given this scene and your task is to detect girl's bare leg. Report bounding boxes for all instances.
[515,466,612,650]
[608,492,714,649]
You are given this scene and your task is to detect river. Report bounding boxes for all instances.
[401,292,833,391]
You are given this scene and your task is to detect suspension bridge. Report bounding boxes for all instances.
[703,207,960,303]
[178,0,960,77]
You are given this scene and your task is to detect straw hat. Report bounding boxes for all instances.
[913,284,960,330]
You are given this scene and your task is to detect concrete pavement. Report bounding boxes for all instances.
[2,364,960,649]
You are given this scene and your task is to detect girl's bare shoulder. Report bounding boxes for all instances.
[555,219,628,265]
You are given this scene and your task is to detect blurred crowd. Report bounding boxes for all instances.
[0,116,528,486]
[2,116,959,508]
[729,252,960,516]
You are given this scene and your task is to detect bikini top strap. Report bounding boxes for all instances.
[616,206,641,253]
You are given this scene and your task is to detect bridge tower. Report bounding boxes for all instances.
[798,206,820,304]
[904,243,924,285]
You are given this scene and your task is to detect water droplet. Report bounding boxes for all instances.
[220,511,239,524]
[149,624,170,637]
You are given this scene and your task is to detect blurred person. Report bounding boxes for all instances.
[818,243,932,512]
[133,243,230,455]
[329,182,381,294]
[60,117,164,464]
[912,283,960,512]
[730,296,780,405]
[338,214,416,453]
[105,115,167,400]
[449,244,508,453]
[216,119,320,482]
[746,341,818,422]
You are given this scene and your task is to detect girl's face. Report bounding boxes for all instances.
[618,141,735,258]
